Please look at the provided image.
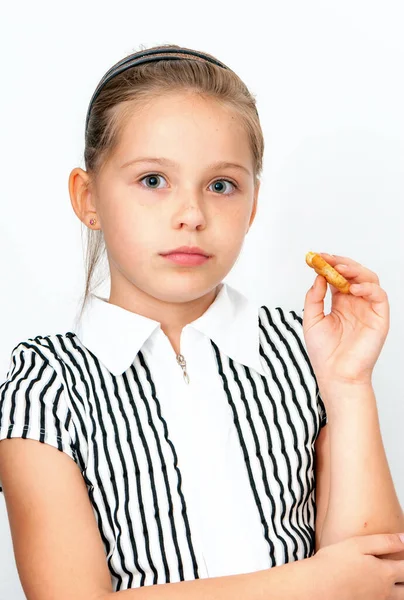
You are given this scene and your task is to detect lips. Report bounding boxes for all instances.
[160,246,211,257]
[160,246,212,267]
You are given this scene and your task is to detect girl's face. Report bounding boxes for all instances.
[86,92,259,304]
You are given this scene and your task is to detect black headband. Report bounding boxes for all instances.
[85,47,231,133]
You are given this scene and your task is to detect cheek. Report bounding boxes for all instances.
[213,205,250,248]
[101,203,160,263]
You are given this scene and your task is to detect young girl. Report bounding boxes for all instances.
[0,44,403,600]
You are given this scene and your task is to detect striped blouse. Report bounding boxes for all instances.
[0,282,327,592]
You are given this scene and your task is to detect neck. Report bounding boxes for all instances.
[108,274,221,355]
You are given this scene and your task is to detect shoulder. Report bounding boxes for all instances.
[0,333,84,486]
[1,332,80,385]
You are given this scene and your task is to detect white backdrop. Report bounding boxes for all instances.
[1,1,403,597]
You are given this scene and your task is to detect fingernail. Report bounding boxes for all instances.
[399,533,404,543]
[337,264,348,269]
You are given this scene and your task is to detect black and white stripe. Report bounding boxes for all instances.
[0,304,326,591]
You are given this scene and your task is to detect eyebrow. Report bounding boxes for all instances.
[119,157,252,176]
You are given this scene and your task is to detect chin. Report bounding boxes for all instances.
[148,274,222,303]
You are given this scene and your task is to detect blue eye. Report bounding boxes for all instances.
[140,174,167,189]
[138,174,238,195]
[209,179,237,195]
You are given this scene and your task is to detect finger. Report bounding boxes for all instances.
[380,559,404,586]
[349,282,390,321]
[319,253,380,285]
[350,282,388,304]
[319,252,360,267]
[355,533,404,557]
[303,275,328,326]
[333,263,380,285]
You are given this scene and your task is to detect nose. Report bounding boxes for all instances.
[172,193,207,231]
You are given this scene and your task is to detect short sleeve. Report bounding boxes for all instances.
[0,343,79,493]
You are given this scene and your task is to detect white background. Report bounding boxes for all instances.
[0,1,403,597]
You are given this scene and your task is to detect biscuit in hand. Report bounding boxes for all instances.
[306,252,351,294]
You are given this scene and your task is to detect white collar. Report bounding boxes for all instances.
[73,282,266,377]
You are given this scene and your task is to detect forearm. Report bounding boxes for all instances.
[100,557,321,600]
[318,382,404,550]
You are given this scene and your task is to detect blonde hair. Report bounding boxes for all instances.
[79,43,264,317]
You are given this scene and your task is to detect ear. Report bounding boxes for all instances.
[247,179,260,232]
[68,168,100,229]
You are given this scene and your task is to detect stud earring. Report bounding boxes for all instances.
[89,218,96,226]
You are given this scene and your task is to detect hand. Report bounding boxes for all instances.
[311,533,404,600]
[303,253,390,385]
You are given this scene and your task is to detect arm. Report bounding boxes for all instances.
[0,438,113,600]
[0,437,323,600]
[100,560,319,600]
[316,382,404,557]
[302,254,404,558]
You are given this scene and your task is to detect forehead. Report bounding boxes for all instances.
[113,92,252,166]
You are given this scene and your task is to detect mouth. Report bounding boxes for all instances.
[160,246,211,257]
[159,246,212,266]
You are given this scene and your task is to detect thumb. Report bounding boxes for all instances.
[354,533,404,557]
[303,275,328,328]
